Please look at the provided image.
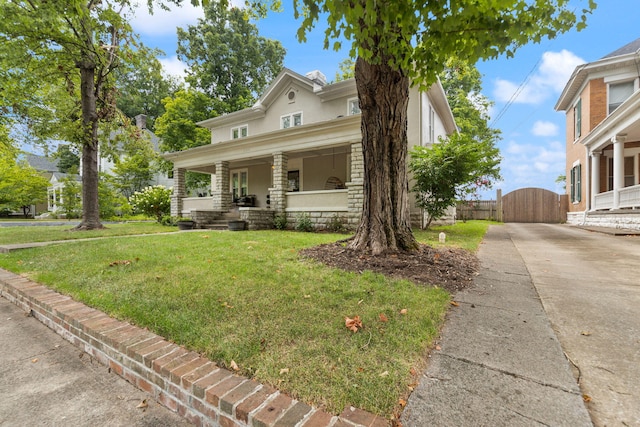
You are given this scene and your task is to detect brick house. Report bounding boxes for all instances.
[164,68,457,230]
[556,38,640,229]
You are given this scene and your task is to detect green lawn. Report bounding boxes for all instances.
[0,221,491,418]
[0,222,174,244]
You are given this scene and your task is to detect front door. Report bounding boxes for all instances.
[231,169,248,202]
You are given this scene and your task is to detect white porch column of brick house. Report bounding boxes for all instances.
[612,134,626,209]
[590,151,601,211]
[211,161,231,211]
[270,152,288,213]
[170,167,185,217]
[346,141,364,225]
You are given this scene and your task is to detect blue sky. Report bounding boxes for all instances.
[131,1,638,199]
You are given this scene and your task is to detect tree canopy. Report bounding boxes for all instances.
[0,0,196,229]
[177,1,286,112]
[0,152,49,217]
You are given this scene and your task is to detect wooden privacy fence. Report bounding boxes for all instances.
[457,200,500,221]
[456,188,568,223]
[502,187,567,223]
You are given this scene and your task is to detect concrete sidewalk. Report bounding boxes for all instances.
[401,225,592,426]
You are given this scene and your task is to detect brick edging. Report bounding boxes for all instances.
[0,268,388,427]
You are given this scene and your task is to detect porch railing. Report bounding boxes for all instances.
[593,185,640,210]
[619,184,640,209]
[183,196,214,212]
[593,191,614,210]
[285,189,348,211]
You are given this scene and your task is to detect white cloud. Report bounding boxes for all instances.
[130,1,204,36]
[492,50,585,105]
[159,56,188,81]
[499,139,566,193]
[539,50,585,92]
[531,120,559,137]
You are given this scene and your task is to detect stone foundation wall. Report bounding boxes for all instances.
[285,211,358,232]
[568,211,640,229]
[239,209,275,230]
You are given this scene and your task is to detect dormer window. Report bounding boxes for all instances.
[281,112,302,129]
[608,80,634,114]
[231,125,248,139]
[348,98,361,115]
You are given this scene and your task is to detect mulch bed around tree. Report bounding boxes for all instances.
[300,242,478,293]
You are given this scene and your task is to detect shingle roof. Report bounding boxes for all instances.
[601,37,640,59]
[24,154,59,173]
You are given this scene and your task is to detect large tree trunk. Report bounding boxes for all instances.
[76,62,103,230]
[349,57,418,255]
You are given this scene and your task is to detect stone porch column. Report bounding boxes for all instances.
[270,152,288,213]
[211,161,231,211]
[170,167,185,217]
[346,142,364,225]
[612,134,626,209]
[590,151,601,211]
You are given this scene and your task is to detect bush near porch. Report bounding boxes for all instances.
[0,223,489,418]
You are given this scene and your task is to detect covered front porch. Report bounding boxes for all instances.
[163,116,365,230]
[577,90,640,228]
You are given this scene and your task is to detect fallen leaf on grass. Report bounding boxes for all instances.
[450,301,459,307]
[398,398,407,408]
[581,331,592,336]
[379,313,389,322]
[279,368,289,375]
[201,235,209,239]
[399,309,408,315]
[583,394,592,402]
[136,399,148,409]
[379,371,389,377]
[109,260,131,267]
[230,360,240,371]
[31,358,38,363]
[345,315,363,332]
[409,367,417,376]
[435,345,442,351]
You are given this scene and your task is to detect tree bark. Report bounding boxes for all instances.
[349,57,418,255]
[75,61,104,230]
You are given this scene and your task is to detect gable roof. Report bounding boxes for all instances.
[24,153,59,173]
[197,68,355,129]
[555,38,640,111]
[601,37,640,59]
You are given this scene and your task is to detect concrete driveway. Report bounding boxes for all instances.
[506,223,640,427]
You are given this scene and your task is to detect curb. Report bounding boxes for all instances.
[0,268,388,427]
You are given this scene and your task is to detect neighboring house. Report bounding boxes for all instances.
[556,38,640,229]
[46,114,174,214]
[164,68,457,230]
[24,153,59,216]
[47,171,81,213]
[97,114,174,189]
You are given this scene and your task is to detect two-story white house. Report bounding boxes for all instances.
[164,68,457,230]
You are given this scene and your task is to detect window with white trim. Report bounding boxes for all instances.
[608,80,634,114]
[570,163,581,203]
[231,125,248,139]
[573,98,581,140]
[348,98,361,115]
[281,112,302,129]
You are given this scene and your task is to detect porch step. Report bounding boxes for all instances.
[201,220,231,231]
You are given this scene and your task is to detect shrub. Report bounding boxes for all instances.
[326,214,347,233]
[129,185,172,223]
[295,212,314,232]
[273,213,288,230]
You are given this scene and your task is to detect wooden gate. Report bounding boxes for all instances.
[502,188,568,223]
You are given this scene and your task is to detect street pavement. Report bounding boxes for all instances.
[0,296,192,427]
